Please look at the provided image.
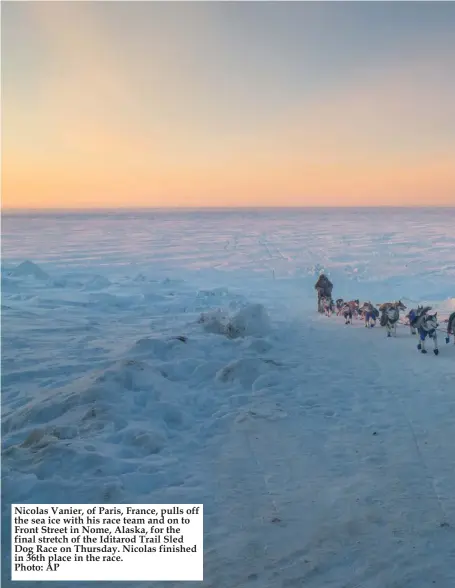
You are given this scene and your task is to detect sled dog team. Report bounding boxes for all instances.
[315,273,455,356]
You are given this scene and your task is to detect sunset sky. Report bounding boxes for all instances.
[2,1,455,209]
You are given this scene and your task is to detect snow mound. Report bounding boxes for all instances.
[241,338,273,354]
[2,358,179,474]
[198,303,271,339]
[229,303,271,337]
[198,309,230,335]
[81,275,111,291]
[8,260,49,280]
[89,359,154,393]
[128,336,189,361]
[216,357,283,389]
[106,426,166,456]
[3,360,156,432]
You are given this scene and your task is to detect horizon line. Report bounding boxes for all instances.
[3,204,455,214]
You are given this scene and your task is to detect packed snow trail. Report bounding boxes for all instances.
[198,314,455,588]
[3,295,455,588]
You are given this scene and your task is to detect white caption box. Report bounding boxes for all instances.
[11,504,203,581]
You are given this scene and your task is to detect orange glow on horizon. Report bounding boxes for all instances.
[3,156,455,209]
[3,1,455,209]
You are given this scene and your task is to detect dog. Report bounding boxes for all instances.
[339,302,354,324]
[345,299,360,319]
[320,296,334,317]
[417,312,439,355]
[360,302,379,328]
[379,301,406,337]
[317,291,331,313]
[446,311,455,344]
[378,300,406,320]
[378,300,407,313]
[335,299,344,314]
[406,305,432,335]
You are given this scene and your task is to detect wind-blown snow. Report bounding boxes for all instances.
[2,207,455,588]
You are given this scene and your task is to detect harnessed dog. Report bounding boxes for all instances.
[446,311,455,344]
[320,296,334,317]
[360,302,379,328]
[339,300,359,325]
[347,299,361,320]
[406,305,432,336]
[379,300,406,337]
[335,299,344,315]
[417,313,439,355]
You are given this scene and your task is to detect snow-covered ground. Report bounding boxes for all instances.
[2,207,455,587]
